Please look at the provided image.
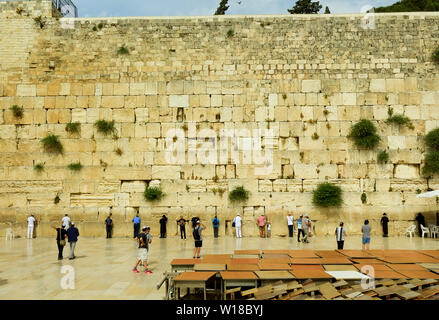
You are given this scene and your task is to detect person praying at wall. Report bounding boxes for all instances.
[380,213,389,237]
[160,215,168,238]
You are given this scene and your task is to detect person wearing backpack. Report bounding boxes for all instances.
[133,226,153,274]
[212,215,220,238]
[193,220,206,259]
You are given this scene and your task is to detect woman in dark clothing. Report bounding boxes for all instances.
[52,224,67,260]
[160,215,168,238]
[415,213,426,237]
[380,213,389,237]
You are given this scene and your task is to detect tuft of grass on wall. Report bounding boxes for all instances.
[227,29,234,37]
[432,48,439,64]
[228,186,249,203]
[41,134,63,155]
[10,105,23,119]
[377,150,389,164]
[347,119,380,150]
[33,163,45,173]
[68,162,83,172]
[144,186,165,202]
[94,120,116,136]
[117,45,130,55]
[65,122,81,135]
[312,182,343,208]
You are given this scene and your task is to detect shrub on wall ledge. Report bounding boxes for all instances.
[41,134,63,155]
[433,48,439,64]
[386,109,414,129]
[68,162,83,172]
[423,150,439,176]
[94,120,116,136]
[229,186,249,203]
[347,119,380,150]
[11,105,23,119]
[33,163,45,173]
[65,122,81,135]
[312,182,343,208]
[377,150,389,164]
[144,186,164,202]
[423,128,439,176]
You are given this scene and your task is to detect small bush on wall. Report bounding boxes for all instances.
[144,186,164,202]
[423,128,439,176]
[229,186,249,203]
[94,120,116,136]
[432,48,439,64]
[347,119,380,150]
[11,105,23,119]
[377,150,389,164]
[41,134,63,155]
[65,122,81,135]
[68,162,83,172]
[386,109,414,129]
[312,182,343,208]
[33,163,45,173]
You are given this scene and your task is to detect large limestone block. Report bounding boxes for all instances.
[387,136,406,150]
[369,79,386,92]
[101,96,124,108]
[301,80,321,93]
[151,165,181,179]
[386,79,405,93]
[294,164,318,179]
[16,84,36,97]
[394,164,419,179]
[169,95,189,107]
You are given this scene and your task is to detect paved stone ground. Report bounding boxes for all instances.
[0,235,437,300]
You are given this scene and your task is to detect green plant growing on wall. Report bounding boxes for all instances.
[68,162,83,172]
[423,128,439,176]
[423,151,439,176]
[386,109,414,129]
[33,16,45,29]
[54,195,61,205]
[229,186,249,203]
[94,120,116,136]
[144,186,165,202]
[433,48,439,64]
[312,182,343,208]
[312,132,319,140]
[65,122,81,135]
[16,7,24,15]
[41,134,63,155]
[115,148,123,156]
[361,192,367,204]
[348,119,380,149]
[10,105,23,119]
[33,163,45,173]
[377,150,389,164]
[117,45,130,55]
[424,128,439,150]
[227,29,234,37]
[416,189,422,195]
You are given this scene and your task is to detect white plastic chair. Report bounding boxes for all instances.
[406,225,416,238]
[431,226,438,239]
[420,224,430,238]
[5,228,14,240]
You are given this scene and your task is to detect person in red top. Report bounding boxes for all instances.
[256,214,267,238]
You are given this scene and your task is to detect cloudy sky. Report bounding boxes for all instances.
[72,0,397,17]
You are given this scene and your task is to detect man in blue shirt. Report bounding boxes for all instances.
[212,215,220,238]
[132,213,141,239]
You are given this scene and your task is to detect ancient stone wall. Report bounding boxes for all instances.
[1,0,439,237]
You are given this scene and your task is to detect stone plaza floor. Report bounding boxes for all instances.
[0,235,437,300]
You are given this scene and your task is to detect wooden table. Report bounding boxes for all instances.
[173,271,217,300]
[323,265,358,272]
[254,271,295,285]
[258,262,291,271]
[220,271,258,299]
[234,250,261,255]
[227,263,260,271]
[291,269,333,279]
[290,258,325,265]
[288,250,319,258]
[230,258,260,265]
[194,264,226,271]
[337,250,375,258]
[170,258,198,272]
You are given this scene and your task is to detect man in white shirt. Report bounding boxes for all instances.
[62,214,71,230]
[27,214,36,239]
[233,213,242,238]
[335,222,347,249]
[287,213,294,238]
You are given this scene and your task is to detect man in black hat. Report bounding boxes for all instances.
[380,213,389,237]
